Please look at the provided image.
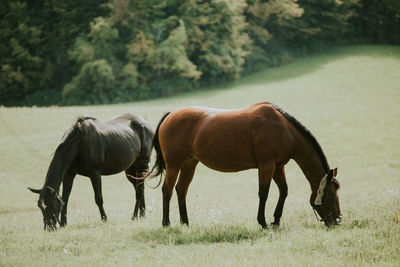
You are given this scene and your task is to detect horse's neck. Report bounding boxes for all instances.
[293,137,326,193]
[44,142,78,191]
[43,152,67,191]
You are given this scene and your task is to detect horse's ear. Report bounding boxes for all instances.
[327,168,338,182]
[327,170,333,181]
[332,168,338,177]
[28,187,42,194]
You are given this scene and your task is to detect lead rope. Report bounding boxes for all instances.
[313,208,324,222]
[126,171,162,190]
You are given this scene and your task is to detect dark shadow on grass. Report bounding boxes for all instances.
[130,224,282,245]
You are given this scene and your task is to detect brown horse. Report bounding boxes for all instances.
[28,114,153,230]
[151,102,341,228]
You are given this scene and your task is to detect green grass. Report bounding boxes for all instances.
[1,45,399,266]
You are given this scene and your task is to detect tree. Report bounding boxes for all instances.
[244,0,304,69]
[62,59,115,105]
[181,0,251,81]
[0,2,43,104]
[294,0,359,50]
[145,21,202,80]
[355,0,400,44]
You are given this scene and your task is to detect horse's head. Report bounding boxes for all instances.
[312,168,342,227]
[28,186,64,231]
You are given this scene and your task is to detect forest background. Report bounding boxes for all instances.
[1,0,399,106]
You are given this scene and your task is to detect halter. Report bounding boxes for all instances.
[311,174,342,225]
[312,174,328,222]
[314,174,328,205]
[47,186,65,207]
[126,171,162,189]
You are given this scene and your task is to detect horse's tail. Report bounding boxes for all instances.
[150,112,171,180]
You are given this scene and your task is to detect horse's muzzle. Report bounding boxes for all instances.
[325,214,342,227]
[43,216,58,231]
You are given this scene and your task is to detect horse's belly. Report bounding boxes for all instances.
[198,155,255,172]
[193,143,256,172]
[101,148,139,175]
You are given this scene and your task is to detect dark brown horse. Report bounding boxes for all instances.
[29,114,153,230]
[151,102,341,228]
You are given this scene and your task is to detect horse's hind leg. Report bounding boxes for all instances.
[162,167,180,227]
[125,169,145,220]
[175,159,199,225]
[60,171,76,227]
[90,172,107,221]
[271,167,288,226]
[257,162,275,229]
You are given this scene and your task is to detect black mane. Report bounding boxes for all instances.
[271,104,330,173]
[58,116,96,150]
[76,116,96,124]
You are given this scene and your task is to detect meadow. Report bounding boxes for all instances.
[0,45,399,266]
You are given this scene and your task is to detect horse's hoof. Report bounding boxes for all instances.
[162,220,170,228]
[139,210,145,218]
[180,221,189,226]
[101,217,107,222]
[271,221,280,227]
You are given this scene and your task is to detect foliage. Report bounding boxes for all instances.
[244,0,304,71]
[294,0,360,49]
[62,59,116,105]
[354,0,400,44]
[180,0,250,81]
[145,21,202,80]
[0,2,43,104]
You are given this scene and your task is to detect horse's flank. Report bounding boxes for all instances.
[158,103,305,172]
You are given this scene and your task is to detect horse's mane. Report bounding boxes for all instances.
[59,116,96,151]
[270,103,330,173]
[76,116,96,124]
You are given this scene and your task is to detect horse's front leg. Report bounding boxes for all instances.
[60,171,76,227]
[90,173,107,221]
[271,167,288,226]
[257,162,275,229]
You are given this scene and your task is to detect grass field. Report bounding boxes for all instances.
[1,45,399,266]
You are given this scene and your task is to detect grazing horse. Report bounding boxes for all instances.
[151,102,342,228]
[28,114,153,230]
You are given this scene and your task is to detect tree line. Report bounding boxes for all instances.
[1,0,399,106]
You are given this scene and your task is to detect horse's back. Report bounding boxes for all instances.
[159,103,295,172]
[75,115,145,175]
